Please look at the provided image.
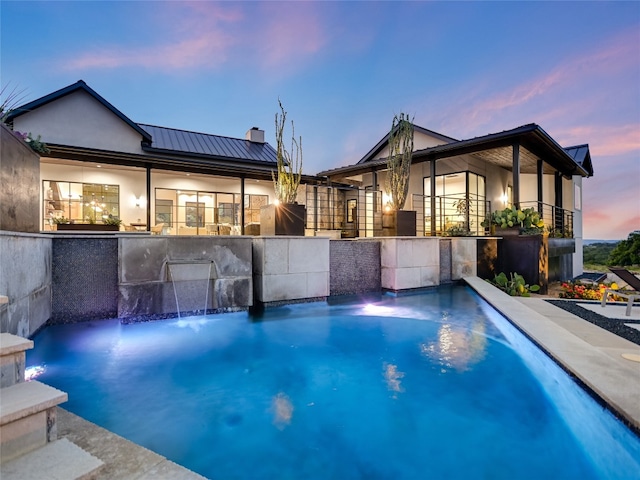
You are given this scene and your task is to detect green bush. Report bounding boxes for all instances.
[489,272,541,297]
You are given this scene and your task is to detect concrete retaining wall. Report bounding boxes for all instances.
[0,232,52,336]
[119,236,253,318]
[0,125,40,234]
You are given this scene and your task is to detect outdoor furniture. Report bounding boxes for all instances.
[601,267,640,316]
[151,223,164,235]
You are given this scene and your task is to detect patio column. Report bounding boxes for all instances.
[537,159,543,214]
[146,164,151,231]
[430,159,436,236]
[240,177,245,235]
[512,142,520,208]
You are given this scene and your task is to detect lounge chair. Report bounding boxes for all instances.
[601,267,640,316]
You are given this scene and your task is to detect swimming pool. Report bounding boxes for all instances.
[27,286,640,479]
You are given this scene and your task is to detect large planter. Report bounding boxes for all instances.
[382,210,416,237]
[495,226,520,237]
[55,223,120,232]
[498,234,548,294]
[260,203,306,236]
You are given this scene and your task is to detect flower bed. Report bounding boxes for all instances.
[559,281,623,301]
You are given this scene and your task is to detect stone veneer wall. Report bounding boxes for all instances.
[0,232,52,336]
[119,236,253,318]
[330,240,381,295]
[51,236,118,323]
[376,237,441,291]
[252,237,330,305]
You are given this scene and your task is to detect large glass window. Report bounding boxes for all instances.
[423,172,486,235]
[43,181,119,229]
[155,188,266,235]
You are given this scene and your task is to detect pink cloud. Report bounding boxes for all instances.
[256,3,328,70]
[439,28,639,136]
[62,2,242,71]
[60,2,332,75]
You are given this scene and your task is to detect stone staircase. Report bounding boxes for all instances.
[1,332,103,479]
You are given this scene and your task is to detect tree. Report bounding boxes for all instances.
[385,113,414,211]
[608,231,640,267]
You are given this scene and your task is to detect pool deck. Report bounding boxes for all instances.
[54,277,640,479]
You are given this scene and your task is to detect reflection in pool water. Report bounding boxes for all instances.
[27,286,640,479]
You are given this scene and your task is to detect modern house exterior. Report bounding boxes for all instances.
[6,80,593,277]
[317,123,593,277]
[6,80,281,236]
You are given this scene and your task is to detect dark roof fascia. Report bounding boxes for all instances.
[47,144,280,180]
[7,80,152,143]
[356,124,457,165]
[318,124,590,178]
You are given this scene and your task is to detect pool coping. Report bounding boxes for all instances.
[464,276,640,433]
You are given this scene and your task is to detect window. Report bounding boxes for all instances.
[185,202,205,227]
[43,181,119,229]
[244,194,268,224]
[156,199,173,226]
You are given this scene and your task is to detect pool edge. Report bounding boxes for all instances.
[464,275,640,435]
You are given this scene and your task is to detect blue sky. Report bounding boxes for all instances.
[2,1,639,240]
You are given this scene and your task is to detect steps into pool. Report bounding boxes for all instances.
[0,332,104,479]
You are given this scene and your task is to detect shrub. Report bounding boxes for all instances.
[489,272,540,297]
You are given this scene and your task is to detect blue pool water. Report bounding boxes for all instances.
[27,286,640,479]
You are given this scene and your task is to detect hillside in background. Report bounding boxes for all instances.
[583,231,639,272]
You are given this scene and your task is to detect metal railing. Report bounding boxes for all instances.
[412,193,491,236]
[520,201,573,238]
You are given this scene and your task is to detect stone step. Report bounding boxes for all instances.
[0,437,104,480]
[0,333,33,388]
[1,380,68,462]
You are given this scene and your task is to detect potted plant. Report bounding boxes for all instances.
[382,113,416,236]
[482,206,544,236]
[260,99,305,236]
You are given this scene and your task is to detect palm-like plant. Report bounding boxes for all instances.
[385,113,414,211]
[272,99,302,204]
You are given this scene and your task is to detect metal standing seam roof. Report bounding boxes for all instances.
[564,144,594,176]
[139,124,278,164]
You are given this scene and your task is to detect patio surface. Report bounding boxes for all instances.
[54,278,640,479]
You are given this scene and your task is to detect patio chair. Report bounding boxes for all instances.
[151,223,164,235]
[601,268,640,316]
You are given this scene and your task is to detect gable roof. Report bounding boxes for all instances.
[318,124,592,179]
[564,144,594,177]
[139,124,277,165]
[357,124,457,165]
[6,80,152,142]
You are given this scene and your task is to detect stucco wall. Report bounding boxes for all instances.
[12,89,144,154]
[1,124,40,233]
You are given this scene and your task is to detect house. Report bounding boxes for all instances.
[317,123,593,277]
[6,80,280,235]
[6,80,593,277]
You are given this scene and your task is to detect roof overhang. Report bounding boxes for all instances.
[319,124,591,181]
[46,144,281,181]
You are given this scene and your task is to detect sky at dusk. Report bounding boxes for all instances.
[2,1,638,240]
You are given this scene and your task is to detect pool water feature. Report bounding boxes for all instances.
[27,286,640,479]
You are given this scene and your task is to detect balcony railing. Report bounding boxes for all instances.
[411,193,491,236]
[519,201,573,238]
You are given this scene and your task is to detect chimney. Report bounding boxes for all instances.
[246,127,265,143]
